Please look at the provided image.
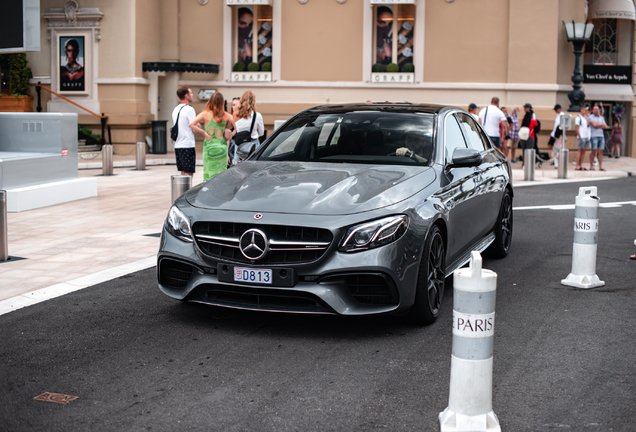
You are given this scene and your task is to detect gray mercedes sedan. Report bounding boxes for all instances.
[158,103,513,324]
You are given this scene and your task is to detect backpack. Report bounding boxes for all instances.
[170,105,186,141]
[233,112,257,145]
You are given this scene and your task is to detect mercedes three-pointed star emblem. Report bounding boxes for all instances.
[239,229,269,261]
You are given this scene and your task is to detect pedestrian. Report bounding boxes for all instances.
[478,97,508,150]
[548,104,564,150]
[468,103,479,121]
[507,106,520,162]
[518,104,538,166]
[233,90,265,157]
[588,103,607,171]
[610,116,623,158]
[500,106,509,156]
[171,85,197,178]
[227,97,241,166]
[189,92,235,181]
[574,104,591,171]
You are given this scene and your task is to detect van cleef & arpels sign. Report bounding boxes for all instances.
[583,65,632,85]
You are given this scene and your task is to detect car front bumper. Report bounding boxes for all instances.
[157,223,422,316]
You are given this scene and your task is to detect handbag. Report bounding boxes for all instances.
[170,105,186,141]
[518,126,530,141]
[233,111,257,145]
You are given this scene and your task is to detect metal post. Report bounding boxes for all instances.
[0,191,8,262]
[102,144,113,176]
[523,149,535,181]
[558,148,569,179]
[100,114,107,146]
[36,82,42,112]
[171,175,192,203]
[136,141,146,170]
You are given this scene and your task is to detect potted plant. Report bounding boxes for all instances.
[0,53,33,112]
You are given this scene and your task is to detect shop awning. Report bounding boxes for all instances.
[588,0,636,20]
[583,83,635,101]
[142,62,219,74]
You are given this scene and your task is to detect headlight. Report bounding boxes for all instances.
[339,215,408,253]
[165,206,193,242]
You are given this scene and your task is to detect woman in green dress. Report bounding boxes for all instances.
[189,92,235,181]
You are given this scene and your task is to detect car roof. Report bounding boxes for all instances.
[304,103,457,116]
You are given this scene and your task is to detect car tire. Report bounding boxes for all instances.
[407,225,445,325]
[488,188,513,258]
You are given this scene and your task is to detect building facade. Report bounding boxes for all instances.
[26,0,636,156]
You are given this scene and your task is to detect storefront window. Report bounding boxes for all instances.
[234,5,273,73]
[372,5,415,73]
[586,19,618,65]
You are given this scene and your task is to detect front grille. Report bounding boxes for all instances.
[202,284,334,313]
[159,259,196,288]
[193,222,333,265]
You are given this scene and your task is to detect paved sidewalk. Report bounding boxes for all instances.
[1,151,635,310]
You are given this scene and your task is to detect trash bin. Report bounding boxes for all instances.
[151,120,168,154]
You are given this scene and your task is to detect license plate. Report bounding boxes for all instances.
[234,267,272,285]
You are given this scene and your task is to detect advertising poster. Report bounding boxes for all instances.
[59,36,85,92]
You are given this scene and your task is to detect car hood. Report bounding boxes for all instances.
[186,161,436,215]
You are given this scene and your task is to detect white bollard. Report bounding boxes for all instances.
[561,186,605,289]
[439,251,501,432]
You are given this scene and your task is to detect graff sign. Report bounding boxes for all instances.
[371,73,414,84]
[231,72,272,82]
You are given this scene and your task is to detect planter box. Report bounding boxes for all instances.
[371,73,414,84]
[231,72,272,83]
[0,96,33,112]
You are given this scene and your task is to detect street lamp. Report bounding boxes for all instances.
[563,21,595,112]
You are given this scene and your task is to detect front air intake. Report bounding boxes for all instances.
[159,259,196,288]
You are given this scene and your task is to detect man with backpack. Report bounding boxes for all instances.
[171,86,197,177]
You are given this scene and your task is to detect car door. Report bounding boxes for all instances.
[435,112,481,266]
[455,113,504,241]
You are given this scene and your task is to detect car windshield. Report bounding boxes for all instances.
[258,111,435,165]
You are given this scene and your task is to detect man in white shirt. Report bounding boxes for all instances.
[478,97,509,149]
[548,104,563,148]
[172,86,197,177]
[574,105,591,171]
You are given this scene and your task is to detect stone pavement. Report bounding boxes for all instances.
[1,151,635,312]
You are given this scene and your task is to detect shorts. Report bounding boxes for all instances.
[577,138,590,150]
[507,138,519,149]
[489,136,502,148]
[519,137,534,150]
[590,136,604,150]
[175,147,196,173]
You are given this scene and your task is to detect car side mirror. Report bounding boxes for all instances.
[448,148,482,169]
[236,142,256,161]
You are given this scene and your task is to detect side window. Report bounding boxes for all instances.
[445,114,468,162]
[317,123,339,148]
[267,126,305,157]
[457,113,488,152]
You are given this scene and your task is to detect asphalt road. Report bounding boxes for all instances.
[1,178,635,432]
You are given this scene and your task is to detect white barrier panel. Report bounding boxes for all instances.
[561,187,605,289]
[439,251,501,432]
